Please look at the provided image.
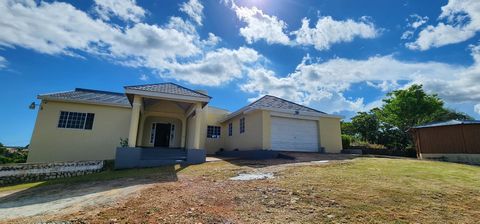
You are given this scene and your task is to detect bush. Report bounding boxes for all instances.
[0,143,28,164]
[341,134,353,149]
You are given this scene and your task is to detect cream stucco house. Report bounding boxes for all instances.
[27,83,342,165]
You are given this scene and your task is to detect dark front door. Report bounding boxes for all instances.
[154,123,171,147]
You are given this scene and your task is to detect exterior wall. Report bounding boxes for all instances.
[223,110,265,151]
[185,103,206,150]
[318,117,342,153]
[204,107,229,154]
[28,101,131,163]
[420,153,480,165]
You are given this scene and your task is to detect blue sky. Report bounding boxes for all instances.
[1,0,480,146]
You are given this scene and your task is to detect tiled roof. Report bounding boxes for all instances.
[125,83,210,98]
[413,120,480,129]
[250,95,325,114]
[39,88,130,106]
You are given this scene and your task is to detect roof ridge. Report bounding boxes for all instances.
[38,89,76,97]
[123,82,169,88]
[75,88,125,96]
[167,82,211,98]
[124,82,211,98]
[256,95,326,114]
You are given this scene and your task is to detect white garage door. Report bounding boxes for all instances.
[270,116,319,152]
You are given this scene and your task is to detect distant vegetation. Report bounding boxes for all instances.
[0,142,28,164]
[341,84,472,155]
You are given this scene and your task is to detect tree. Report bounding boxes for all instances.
[340,121,356,136]
[351,111,380,143]
[340,84,473,151]
[379,84,445,132]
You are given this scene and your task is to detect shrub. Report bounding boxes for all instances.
[341,134,353,149]
[119,138,129,147]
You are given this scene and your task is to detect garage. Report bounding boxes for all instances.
[270,116,319,152]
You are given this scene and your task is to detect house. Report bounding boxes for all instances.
[410,120,480,164]
[27,83,342,164]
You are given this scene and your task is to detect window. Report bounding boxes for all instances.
[228,123,232,136]
[58,111,95,130]
[207,126,221,138]
[150,123,157,143]
[240,117,245,133]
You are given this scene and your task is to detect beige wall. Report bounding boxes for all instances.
[318,117,342,153]
[223,110,265,151]
[185,103,206,150]
[28,97,343,163]
[204,107,229,154]
[28,101,131,163]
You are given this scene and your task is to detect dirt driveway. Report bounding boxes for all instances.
[0,153,358,223]
[0,178,158,222]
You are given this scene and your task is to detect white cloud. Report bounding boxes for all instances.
[229,2,379,50]
[0,0,117,55]
[241,46,480,114]
[409,14,429,29]
[407,0,480,50]
[0,56,6,69]
[0,0,261,87]
[292,16,379,51]
[474,104,480,115]
[401,14,428,40]
[94,0,145,23]
[161,47,260,86]
[202,33,221,47]
[139,74,148,81]
[180,0,204,26]
[232,3,290,45]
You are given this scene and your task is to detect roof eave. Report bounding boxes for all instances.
[124,89,211,104]
[219,106,342,123]
[38,95,131,108]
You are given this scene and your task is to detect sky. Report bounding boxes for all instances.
[1,0,480,146]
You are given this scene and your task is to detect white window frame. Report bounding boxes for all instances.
[57,111,94,130]
[240,117,245,134]
[149,122,175,147]
[207,125,221,139]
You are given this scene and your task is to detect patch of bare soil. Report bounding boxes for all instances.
[0,178,156,223]
[2,155,356,223]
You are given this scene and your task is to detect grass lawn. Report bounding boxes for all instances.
[2,157,480,223]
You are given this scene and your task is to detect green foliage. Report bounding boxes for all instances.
[340,122,356,136]
[341,134,353,149]
[0,143,28,164]
[341,84,473,152]
[119,138,129,147]
[351,111,380,142]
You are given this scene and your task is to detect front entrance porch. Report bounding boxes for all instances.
[114,83,211,169]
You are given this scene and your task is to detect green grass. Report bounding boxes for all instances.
[272,158,480,223]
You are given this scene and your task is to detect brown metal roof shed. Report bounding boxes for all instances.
[410,120,480,156]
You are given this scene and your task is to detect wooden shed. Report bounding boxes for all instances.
[410,120,480,164]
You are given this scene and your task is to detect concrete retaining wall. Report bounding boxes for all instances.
[0,161,104,186]
[114,147,206,169]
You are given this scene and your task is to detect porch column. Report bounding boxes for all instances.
[181,117,187,148]
[128,95,142,147]
[193,103,202,149]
